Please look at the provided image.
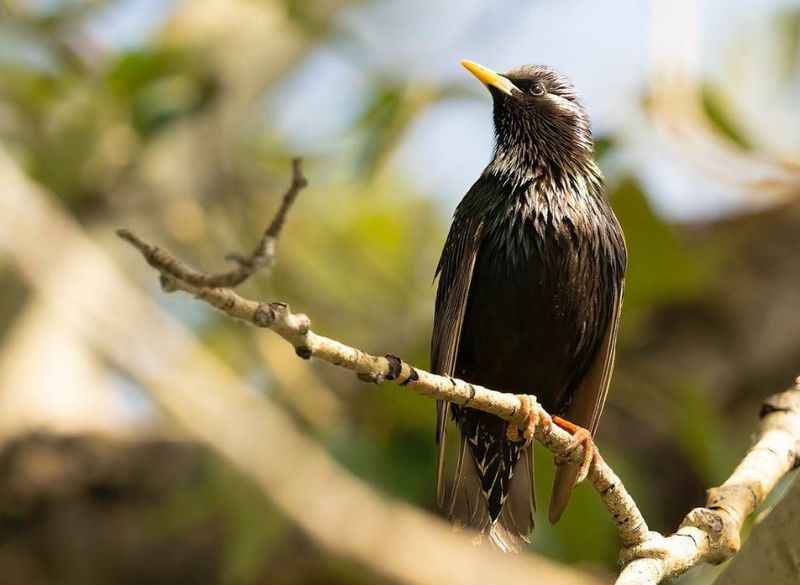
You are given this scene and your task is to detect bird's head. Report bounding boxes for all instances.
[461,60,594,180]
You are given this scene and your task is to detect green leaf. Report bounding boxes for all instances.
[700,82,752,150]
[106,49,185,99]
[106,48,219,138]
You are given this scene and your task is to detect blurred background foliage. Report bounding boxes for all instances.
[1,1,799,584]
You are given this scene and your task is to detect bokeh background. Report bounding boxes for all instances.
[1,0,799,584]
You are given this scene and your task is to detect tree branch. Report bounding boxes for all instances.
[616,385,800,584]
[116,161,800,584]
[714,455,800,584]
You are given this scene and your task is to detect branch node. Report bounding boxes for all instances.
[683,507,723,535]
[224,252,252,267]
[296,314,311,335]
[602,482,617,496]
[399,368,419,386]
[384,354,403,380]
[295,346,312,360]
[464,383,476,406]
[159,274,178,292]
[619,531,669,566]
[681,507,738,562]
[253,304,276,327]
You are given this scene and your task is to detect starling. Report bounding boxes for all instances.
[431,60,627,551]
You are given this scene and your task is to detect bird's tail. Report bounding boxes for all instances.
[445,433,535,553]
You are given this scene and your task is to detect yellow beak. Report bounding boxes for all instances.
[460,60,518,96]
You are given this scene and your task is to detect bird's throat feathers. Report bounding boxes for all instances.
[487,107,599,191]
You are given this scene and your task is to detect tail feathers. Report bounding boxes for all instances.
[549,460,580,524]
[501,444,535,538]
[487,522,528,553]
[435,400,449,508]
[445,436,535,553]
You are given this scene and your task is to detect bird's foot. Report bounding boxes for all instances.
[506,395,551,448]
[553,416,595,484]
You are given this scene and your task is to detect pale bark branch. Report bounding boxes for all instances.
[117,163,800,585]
[714,459,800,584]
[616,385,800,584]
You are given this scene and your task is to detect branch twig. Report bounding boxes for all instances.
[118,158,307,289]
[116,161,800,584]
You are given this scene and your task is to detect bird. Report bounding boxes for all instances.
[431,60,627,552]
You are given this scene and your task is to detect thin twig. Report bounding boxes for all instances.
[263,158,308,240]
[118,158,307,289]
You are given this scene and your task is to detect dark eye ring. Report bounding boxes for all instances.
[531,82,545,96]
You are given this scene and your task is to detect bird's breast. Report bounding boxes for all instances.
[455,194,619,412]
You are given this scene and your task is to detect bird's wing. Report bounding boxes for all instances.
[431,215,483,375]
[431,210,484,508]
[549,279,624,524]
[572,279,624,436]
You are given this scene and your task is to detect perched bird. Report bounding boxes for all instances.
[431,60,627,552]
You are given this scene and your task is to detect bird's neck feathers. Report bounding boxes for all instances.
[486,105,602,194]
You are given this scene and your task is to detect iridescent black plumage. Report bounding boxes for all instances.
[431,63,626,551]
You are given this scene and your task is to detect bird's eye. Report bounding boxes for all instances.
[530,82,546,96]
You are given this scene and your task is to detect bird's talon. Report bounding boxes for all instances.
[522,410,551,447]
[575,438,595,483]
[538,411,553,433]
[553,419,596,484]
[506,395,546,446]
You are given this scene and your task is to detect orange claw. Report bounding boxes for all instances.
[553,415,579,434]
[552,416,595,484]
